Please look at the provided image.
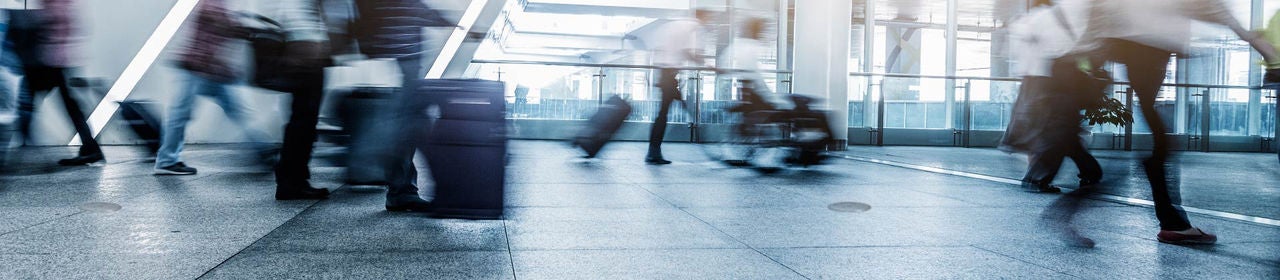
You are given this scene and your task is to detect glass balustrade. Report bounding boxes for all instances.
[465,60,1277,153]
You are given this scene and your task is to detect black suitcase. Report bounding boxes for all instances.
[118,100,162,154]
[420,79,507,219]
[573,95,631,158]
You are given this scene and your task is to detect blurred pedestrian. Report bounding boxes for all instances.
[5,0,101,166]
[155,0,273,175]
[1001,0,1102,247]
[1000,0,1100,194]
[0,7,13,170]
[353,0,454,212]
[644,10,711,165]
[1072,0,1280,244]
[724,18,790,136]
[272,0,355,200]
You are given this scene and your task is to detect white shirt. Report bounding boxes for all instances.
[723,38,763,72]
[1009,1,1087,77]
[649,18,701,67]
[1081,0,1239,53]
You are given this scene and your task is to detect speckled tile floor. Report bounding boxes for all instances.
[1,141,1277,279]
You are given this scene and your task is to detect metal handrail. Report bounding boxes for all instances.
[848,71,1260,90]
[471,59,1263,90]
[849,72,1022,82]
[469,59,794,74]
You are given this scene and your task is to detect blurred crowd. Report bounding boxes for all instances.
[0,0,1275,245]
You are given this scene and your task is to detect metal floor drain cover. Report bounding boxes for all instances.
[828,202,871,213]
[79,202,122,212]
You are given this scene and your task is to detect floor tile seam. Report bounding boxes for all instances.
[502,219,519,280]
[665,200,813,280]
[502,206,682,210]
[507,247,770,253]
[0,211,86,238]
[236,248,513,254]
[756,184,844,207]
[0,252,55,256]
[967,244,1086,279]
[752,245,975,250]
[672,205,1134,210]
[830,153,1280,228]
[193,197,326,280]
[1216,240,1280,245]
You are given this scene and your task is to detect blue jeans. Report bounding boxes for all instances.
[156,71,269,168]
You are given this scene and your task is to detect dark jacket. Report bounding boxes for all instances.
[354,0,453,59]
[177,0,246,82]
[4,0,81,68]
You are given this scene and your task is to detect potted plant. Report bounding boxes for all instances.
[1083,96,1134,126]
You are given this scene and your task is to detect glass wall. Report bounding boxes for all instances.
[462,0,1277,153]
[848,0,1279,152]
[467,0,788,130]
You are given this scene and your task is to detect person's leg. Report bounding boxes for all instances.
[15,67,42,143]
[155,72,203,170]
[205,77,274,158]
[275,68,327,199]
[647,68,678,163]
[1040,176,1099,247]
[1064,141,1102,186]
[51,68,103,162]
[1023,148,1066,192]
[1110,40,1195,232]
[384,57,432,212]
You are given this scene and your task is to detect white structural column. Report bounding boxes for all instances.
[792,0,852,148]
[1248,0,1262,136]
[944,0,958,129]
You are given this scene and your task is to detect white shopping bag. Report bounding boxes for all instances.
[326,57,402,90]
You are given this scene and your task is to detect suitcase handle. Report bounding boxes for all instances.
[447,98,492,105]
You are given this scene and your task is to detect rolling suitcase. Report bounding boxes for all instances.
[117,100,162,154]
[573,95,631,158]
[420,79,507,219]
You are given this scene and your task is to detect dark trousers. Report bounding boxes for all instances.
[385,58,426,196]
[16,67,101,157]
[1096,39,1192,231]
[275,68,325,189]
[648,68,684,158]
[1024,140,1102,186]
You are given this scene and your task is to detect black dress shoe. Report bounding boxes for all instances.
[58,153,104,166]
[275,186,330,200]
[385,194,433,212]
[645,158,672,165]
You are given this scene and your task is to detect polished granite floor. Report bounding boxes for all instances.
[837,146,1280,221]
[1,140,1278,279]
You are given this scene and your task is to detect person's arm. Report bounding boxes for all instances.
[1223,23,1280,66]
[1195,0,1280,65]
[201,1,248,39]
[681,21,708,67]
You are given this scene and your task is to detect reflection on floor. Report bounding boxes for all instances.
[839,146,1280,220]
[0,141,1277,279]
